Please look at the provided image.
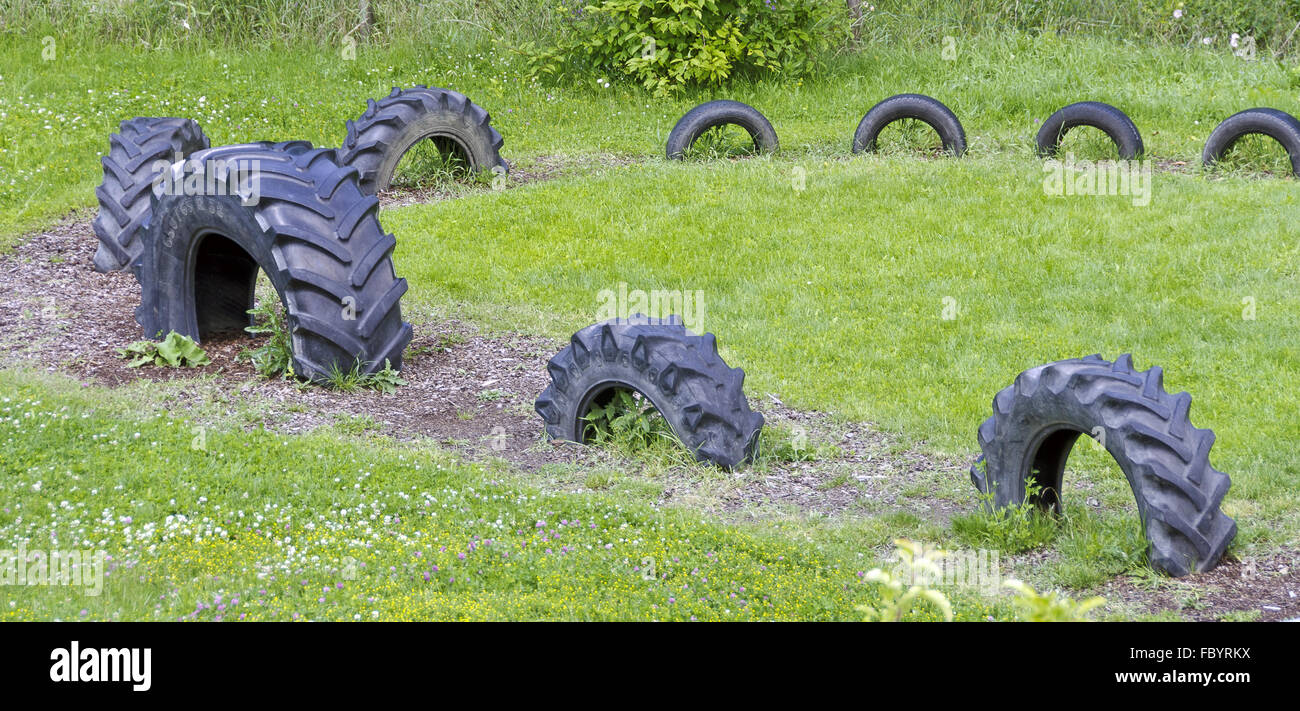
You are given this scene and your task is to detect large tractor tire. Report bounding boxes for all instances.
[535,315,764,469]
[135,140,413,381]
[336,85,507,195]
[92,117,209,272]
[969,354,1236,577]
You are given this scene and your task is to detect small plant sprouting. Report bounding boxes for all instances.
[1003,579,1105,621]
[116,331,211,368]
[325,359,407,394]
[581,388,692,465]
[584,389,672,447]
[952,476,1060,553]
[366,360,407,394]
[753,423,838,466]
[856,539,954,622]
[240,303,403,393]
[241,302,294,379]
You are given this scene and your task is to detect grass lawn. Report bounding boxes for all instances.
[3,31,1300,239]
[0,29,1297,619]
[386,155,1300,547]
[0,370,1011,622]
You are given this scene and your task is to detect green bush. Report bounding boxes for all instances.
[527,0,848,95]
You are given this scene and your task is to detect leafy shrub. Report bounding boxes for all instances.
[526,0,847,95]
[116,331,211,368]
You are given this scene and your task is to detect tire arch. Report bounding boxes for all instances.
[970,354,1236,576]
[337,85,507,195]
[852,94,967,156]
[666,100,779,160]
[535,315,764,469]
[1036,101,1144,160]
[135,141,413,381]
[92,117,210,273]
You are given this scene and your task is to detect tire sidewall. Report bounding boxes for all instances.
[140,193,278,339]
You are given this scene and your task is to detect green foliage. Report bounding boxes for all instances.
[0,0,566,48]
[241,302,294,379]
[1003,579,1105,621]
[856,539,954,622]
[583,388,675,447]
[753,422,838,465]
[952,477,1060,554]
[365,361,408,394]
[1046,509,1148,588]
[1216,609,1262,622]
[325,359,408,394]
[116,331,211,368]
[526,0,846,94]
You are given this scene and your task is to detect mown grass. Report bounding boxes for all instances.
[2,31,1299,239]
[1,26,1297,611]
[383,153,1300,546]
[0,370,1015,621]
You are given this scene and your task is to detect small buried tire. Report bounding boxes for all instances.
[969,354,1236,577]
[852,94,966,156]
[92,117,210,272]
[337,85,507,195]
[1202,107,1300,176]
[135,140,413,381]
[534,316,764,469]
[666,100,779,160]
[1036,101,1144,159]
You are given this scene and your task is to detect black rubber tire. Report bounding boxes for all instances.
[92,117,210,273]
[534,315,764,469]
[336,85,507,195]
[1036,101,1144,159]
[1202,107,1300,176]
[969,354,1237,577]
[852,94,967,156]
[135,141,413,382]
[665,100,779,160]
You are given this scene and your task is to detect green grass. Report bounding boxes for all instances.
[2,26,1299,614]
[3,31,1300,240]
[0,369,1010,621]
[384,153,1300,544]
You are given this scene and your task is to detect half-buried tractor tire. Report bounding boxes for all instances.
[337,85,507,195]
[534,315,764,469]
[969,354,1236,577]
[92,117,210,273]
[134,140,413,381]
